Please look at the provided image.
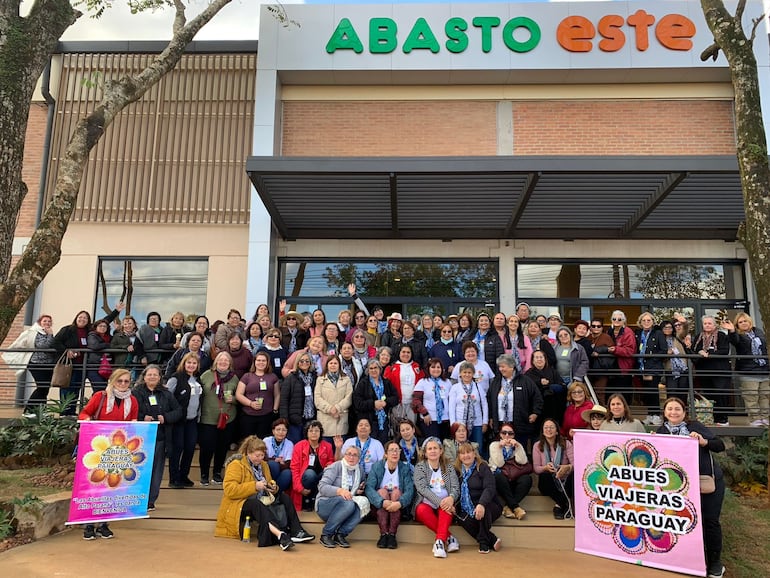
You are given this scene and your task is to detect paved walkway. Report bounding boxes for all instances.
[0,525,681,577]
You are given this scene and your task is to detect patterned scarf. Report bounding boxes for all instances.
[106,388,133,419]
[664,421,691,436]
[299,370,315,419]
[697,331,717,353]
[432,377,445,422]
[499,377,514,422]
[355,437,371,466]
[287,329,298,354]
[502,444,513,462]
[747,330,767,366]
[460,462,476,514]
[341,463,361,492]
[400,437,417,473]
[425,332,435,350]
[370,378,387,431]
[462,381,476,428]
[510,342,522,373]
[271,437,285,459]
[666,336,688,376]
[249,461,267,498]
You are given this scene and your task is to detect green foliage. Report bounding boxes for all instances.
[76,0,173,19]
[10,493,43,512]
[716,430,769,487]
[80,71,103,90]
[0,401,78,460]
[0,510,13,540]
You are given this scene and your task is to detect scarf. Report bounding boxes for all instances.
[271,437,285,459]
[499,377,513,422]
[287,329,298,354]
[697,331,717,353]
[664,421,691,436]
[425,331,435,350]
[510,342,522,373]
[355,437,371,466]
[327,371,340,385]
[299,370,315,419]
[544,442,563,473]
[473,331,487,355]
[747,330,767,366]
[400,437,417,473]
[213,370,234,399]
[666,336,688,376]
[432,377,445,422]
[106,388,133,419]
[639,330,650,371]
[310,352,323,375]
[249,460,267,498]
[502,444,513,462]
[460,462,476,514]
[370,377,387,431]
[341,359,356,383]
[341,463,361,492]
[462,381,476,428]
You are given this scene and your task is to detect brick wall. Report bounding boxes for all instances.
[2,103,49,354]
[282,101,498,156]
[512,100,736,155]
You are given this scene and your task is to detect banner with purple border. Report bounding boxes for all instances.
[66,421,158,525]
[573,430,705,576]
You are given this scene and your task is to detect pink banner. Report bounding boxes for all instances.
[66,421,158,525]
[573,430,705,577]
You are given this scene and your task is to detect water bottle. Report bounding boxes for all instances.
[242,516,251,543]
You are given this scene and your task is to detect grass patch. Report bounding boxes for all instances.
[722,490,770,577]
[0,469,64,502]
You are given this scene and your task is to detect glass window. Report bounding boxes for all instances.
[95,259,208,326]
[517,262,744,301]
[281,260,498,299]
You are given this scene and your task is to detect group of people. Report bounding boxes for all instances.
[5,297,731,574]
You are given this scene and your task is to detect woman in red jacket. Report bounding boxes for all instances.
[560,381,593,440]
[607,310,637,395]
[78,368,138,540]
[289,420,335,512]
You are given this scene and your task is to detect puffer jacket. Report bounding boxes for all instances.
[215,454,272,539]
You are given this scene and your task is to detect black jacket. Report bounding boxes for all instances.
[454,462,501,512]
[483,333,506,374]
[133,384,183,442]
[352,374,399,431]
[488,374,543,436]
[280,327,308,353]
[728,327,769,373]
[168,371,196,413]
[280,370,318,426]
[635,328,667,373]
[393,339,428,370]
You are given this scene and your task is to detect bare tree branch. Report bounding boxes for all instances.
[735,0,747,22]
[749,14,765,44]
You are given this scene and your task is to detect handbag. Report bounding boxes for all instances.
[50,353,73,388]
[216,394,229,430]
[700,452,716,494]
[501,459,533,481]
[98,354,113,379]
[693,393,715,426]
[265,502,288,530]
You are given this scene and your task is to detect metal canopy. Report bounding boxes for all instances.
[245,155,745,241]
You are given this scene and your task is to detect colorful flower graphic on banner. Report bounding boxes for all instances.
[581,438,698,555]
[82,429,146,488]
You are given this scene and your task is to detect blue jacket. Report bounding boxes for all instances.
[365,459,414,509]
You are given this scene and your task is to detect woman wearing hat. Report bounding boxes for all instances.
[546,313,563,345]
[280,311,308,354]
[600,393,646,432]
[380,313,404,351]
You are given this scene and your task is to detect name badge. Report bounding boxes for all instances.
[148,395,158,406]
[561,350,569,357]
[260,381,267,391]
[80,338,88,346]
[308,454,316,466]
[274,358,281,368]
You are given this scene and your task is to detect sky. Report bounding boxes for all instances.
[57,0,614,41]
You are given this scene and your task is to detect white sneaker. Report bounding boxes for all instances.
[762,419,770,427]
[715,421,730,427]
[750,419,765,427]
[446,534,460,552]
[432,539,447,558]
[649,415,662,427]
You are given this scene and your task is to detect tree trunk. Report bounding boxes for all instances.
[0,0,233,341]
[700,0,770,498]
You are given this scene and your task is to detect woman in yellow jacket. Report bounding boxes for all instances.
[214,435,315,549]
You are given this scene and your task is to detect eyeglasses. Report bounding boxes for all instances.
[267,334,280,338]
[355,315,365,319]
[590,324,603,329]
[611,317,623,321]
[115,379,131,384]
[441,330,453,334]
[674,323,682,327]
[298,359,311,364]
[500,431,514,436]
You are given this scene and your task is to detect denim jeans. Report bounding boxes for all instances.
[169,419,198,483]
[316,496,360,537]
[148,438,166,505]
[267,459,293,491]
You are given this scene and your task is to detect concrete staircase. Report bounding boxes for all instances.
[119,460,575,550]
